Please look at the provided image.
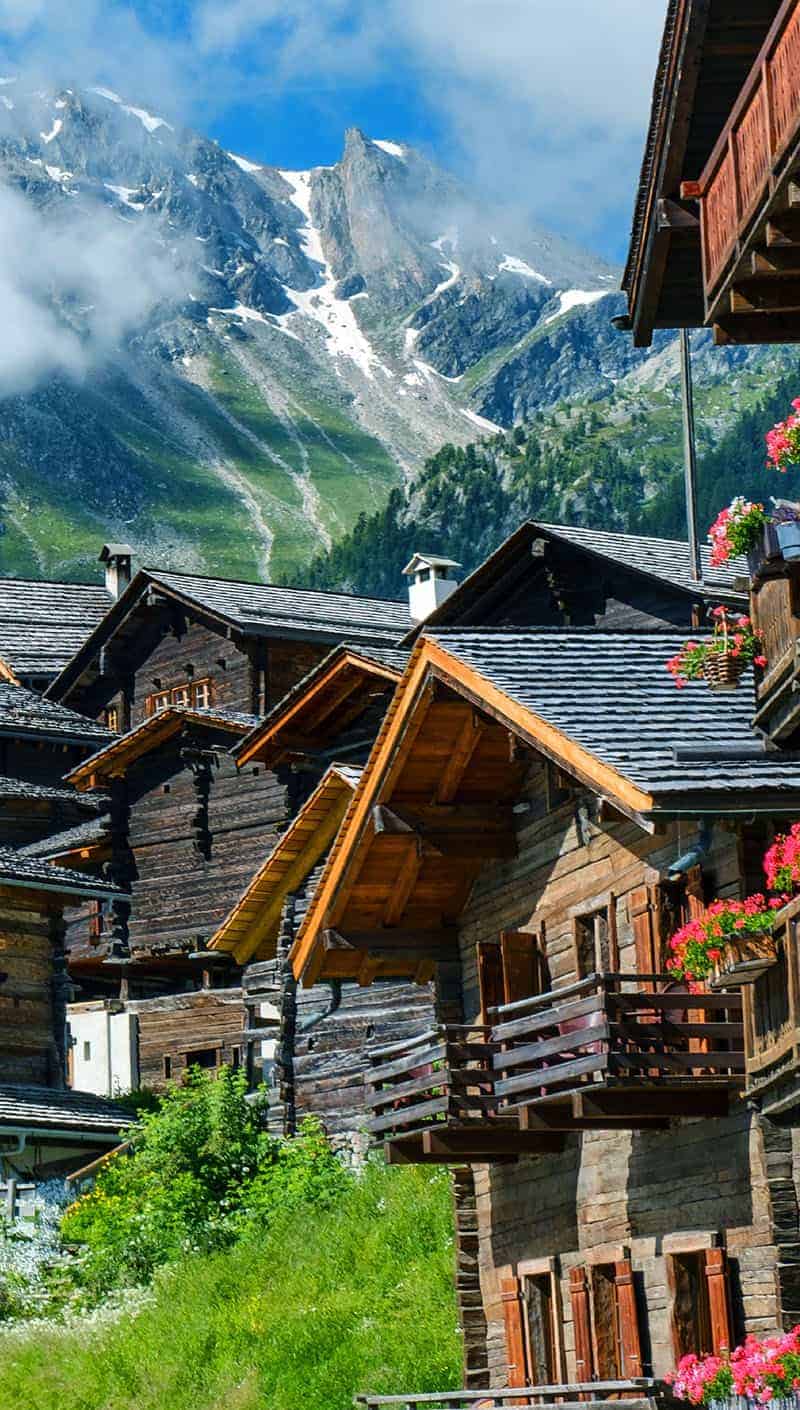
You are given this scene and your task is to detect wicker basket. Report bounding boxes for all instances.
[702,651,747,691]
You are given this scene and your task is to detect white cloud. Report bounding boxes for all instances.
[0,184,194,395]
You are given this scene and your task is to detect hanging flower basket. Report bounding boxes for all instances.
[667,608,766,692]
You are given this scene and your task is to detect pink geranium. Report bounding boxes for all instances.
[767,398,800,472]
[668,1326,800,1404]
[764,822,800,894]
[708,497,768,565]
[666,895,782,985]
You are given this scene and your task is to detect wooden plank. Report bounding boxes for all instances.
[384,843,423,928]
[494,1052,608,1098]
[494,1022,611,1073]
[434,712,485,804]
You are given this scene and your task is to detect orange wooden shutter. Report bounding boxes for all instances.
[686,865,706,922]
[705,1249,732,1355]
[477,942,505,1022]
[614,1259,644,1377]
[500,1275,528,1389]
[501,930,542,1005]
[629,886,657,991]
[569,1265,594,1382]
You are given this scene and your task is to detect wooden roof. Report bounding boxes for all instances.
[290,628,800,986]
[208,763,361,964]
[66,706,257,790]
[623,0,782,345]
[235,644,407,769]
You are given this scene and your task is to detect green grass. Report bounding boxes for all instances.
[0,1162,460,1410]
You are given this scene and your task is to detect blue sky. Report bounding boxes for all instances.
[0,0,666,264]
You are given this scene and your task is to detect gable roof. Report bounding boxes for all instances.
[234,642,409,768]
[0,577,112,681]
[402,519,747,641]
[20,815,110,862]
[0,848,122,901]
[289,628,800,984]
[47,566,411,705]
[66,705,259,790]
[0,681,114,747]
[209,763,361,964]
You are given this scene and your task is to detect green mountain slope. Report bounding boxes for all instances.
[291,342,800,598]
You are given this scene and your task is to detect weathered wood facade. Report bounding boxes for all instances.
[292,628,800,1390]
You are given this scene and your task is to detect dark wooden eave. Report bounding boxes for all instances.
[623,0,783,345]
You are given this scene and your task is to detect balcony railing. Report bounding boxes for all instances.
[686,0,800,316]
[491,974,744,1120]
[355,1378,669,1410]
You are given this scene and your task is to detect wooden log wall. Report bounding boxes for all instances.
[450,757,781,1383]
[130,987,246,1090]
[0,900,58,1086]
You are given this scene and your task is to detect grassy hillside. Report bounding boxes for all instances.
[0,1158,459,1410]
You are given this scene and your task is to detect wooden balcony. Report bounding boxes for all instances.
[355,1379,671,1410]
[491,975,744,1128]
[744,895,800,1118]
[684,0,800,342]
[366,1026,565,1164]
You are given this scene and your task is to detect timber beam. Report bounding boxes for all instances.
[421,1128,565,1159]
[571,1086,734,1121]
[520,1104,669,1133]
[323,927,459,962]
[372,803,516,860]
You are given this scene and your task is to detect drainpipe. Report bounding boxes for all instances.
[680,329,704,586]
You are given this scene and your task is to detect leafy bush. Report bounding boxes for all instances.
[61,1067,352,1295]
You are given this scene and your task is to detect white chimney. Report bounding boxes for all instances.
[99,544,134,600]
[402,552,462,623]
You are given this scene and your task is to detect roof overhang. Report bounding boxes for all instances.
[235,647,403,769]
[66,707,252,790]
[209,763,359,964]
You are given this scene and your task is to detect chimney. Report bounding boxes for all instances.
[99,544,134,600]
[402,552,462,624]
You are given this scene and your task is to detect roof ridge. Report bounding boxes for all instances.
[147,566,408,609]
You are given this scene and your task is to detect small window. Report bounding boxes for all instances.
[546,761,574,810]
[231,1046,241,1070]
[186,1047,219,1070]
[418,568,431,582]
[163,1054,172,1079]
[105,705,119,732]
[83,1040,92,1062]
[192,679,213,709]
[172,685,191,707]
[574,907,611,977]
[150,690,171,714]
[522,1273,558,1384]
[89,898,109,942]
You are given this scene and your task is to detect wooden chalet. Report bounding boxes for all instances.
[291,627,800,1389]
[623,0,800,345]
[399,521,748,640]
[209,762,433,1156]
[0,849,129,1183]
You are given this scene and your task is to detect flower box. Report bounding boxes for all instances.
[707,1397,800,1410]
[709,934,778,990]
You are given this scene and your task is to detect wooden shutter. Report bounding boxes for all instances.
[500,1275,528,1389]
[569,1265,594,1383]
[629,886,658,991]
[477,942,505,1022]
[705,1248,733,1355]
[614,1259,644,1377]
[501,930,546,1005]
[607,895,620,973]
[685,866,706,922]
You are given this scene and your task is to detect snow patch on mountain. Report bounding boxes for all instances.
[498,254,551,285]
[544,288,609,324]
[373,139,406,161]
[40,117,62,144]
[91,87,171,134]
[228,152,263,174]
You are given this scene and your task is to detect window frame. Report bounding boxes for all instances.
[517,1256,565,1385]
[145,678,215,717]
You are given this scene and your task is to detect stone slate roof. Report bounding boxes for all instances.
[0,578,112,679]
[148,569,410,644]
[0,848,122,898]
[20,815,110,859]
[0,681,113,745]
[0,777,101,805]
[428,628,800,806]
[536,523,748,598]
[0,1084,131,1134]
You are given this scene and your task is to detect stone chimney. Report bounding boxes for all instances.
[402,552,462,624]
[99,543,134,600]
